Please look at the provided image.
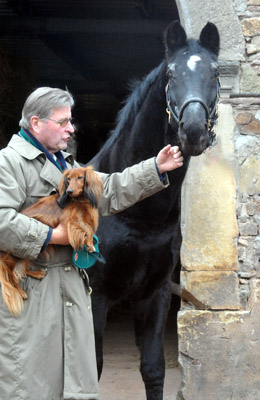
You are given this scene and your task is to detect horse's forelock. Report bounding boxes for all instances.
[170,39,217,66]
[178,39,204,57]
[187,39,218,59]
[187,39,200,53]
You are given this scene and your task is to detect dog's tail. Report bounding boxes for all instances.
[0,254,27,316]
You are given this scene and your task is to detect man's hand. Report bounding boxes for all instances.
[49,223,70,245]
[156,145,183,174]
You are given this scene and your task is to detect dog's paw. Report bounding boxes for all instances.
[21,291,28,300]
[86,244,95,253]
[26,269,46,280]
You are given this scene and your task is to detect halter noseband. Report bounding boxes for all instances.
[165,79,220,134]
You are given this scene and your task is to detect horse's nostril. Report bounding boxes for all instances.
[199,135,207,145]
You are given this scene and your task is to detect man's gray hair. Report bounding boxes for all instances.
[19,87,75,130]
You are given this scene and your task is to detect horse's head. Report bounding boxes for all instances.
[164,21,220,156]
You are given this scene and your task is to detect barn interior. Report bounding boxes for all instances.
[0,1,181,395]
[0,0,179,160]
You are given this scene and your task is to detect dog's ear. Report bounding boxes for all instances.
[57,170,69,208]
[83,166,104,209]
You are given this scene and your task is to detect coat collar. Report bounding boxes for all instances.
[9,134,74,163]
[8,134,74,188]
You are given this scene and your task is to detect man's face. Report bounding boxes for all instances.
[33,106,74,154]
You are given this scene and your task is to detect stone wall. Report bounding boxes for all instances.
[233,96,260,297]
[240,0,260,92]
[175,0,260,399]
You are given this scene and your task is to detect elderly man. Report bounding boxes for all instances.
[0,87,183,400]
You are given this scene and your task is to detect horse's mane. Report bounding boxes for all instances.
[115,61,165,131]
[98,61,166,152]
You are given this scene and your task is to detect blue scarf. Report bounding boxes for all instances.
[18,128,67,171]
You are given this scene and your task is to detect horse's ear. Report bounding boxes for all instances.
[199,22,220,56]
[164,20,187,56]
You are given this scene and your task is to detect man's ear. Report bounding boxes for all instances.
[30,116,41,133]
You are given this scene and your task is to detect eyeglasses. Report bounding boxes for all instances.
[46,117,75,128]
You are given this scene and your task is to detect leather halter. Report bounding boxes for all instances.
[165,79,221,133]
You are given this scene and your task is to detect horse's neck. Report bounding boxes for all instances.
[130,81,169,156]
[92,64,170,172]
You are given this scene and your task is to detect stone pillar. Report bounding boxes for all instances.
[174,0,260,399]
[175,0,244,61]
[178,98,260,400]
[179,104,242,399]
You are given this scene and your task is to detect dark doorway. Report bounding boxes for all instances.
[0,5,181,395]
[0,0,179,159]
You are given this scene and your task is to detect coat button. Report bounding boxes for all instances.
[28,230,38,239]
[65,301,73,307]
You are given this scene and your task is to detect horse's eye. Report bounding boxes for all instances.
[215,69,220,78]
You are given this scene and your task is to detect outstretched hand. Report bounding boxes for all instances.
[156,145,183,174]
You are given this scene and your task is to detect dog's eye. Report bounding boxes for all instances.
[78,176,84,180]
[67,177,71,182]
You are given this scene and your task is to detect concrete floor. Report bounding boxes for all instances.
[99,301,181,400]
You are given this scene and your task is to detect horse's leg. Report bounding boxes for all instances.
[91,287,109,379]
[171,221,182,295]
[134,279,172,400]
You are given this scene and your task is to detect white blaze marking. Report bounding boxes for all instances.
[187,55,201,71]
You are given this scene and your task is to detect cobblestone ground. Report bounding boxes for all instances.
[99,300,181,400]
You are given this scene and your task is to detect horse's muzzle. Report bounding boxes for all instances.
[179,126,209,156]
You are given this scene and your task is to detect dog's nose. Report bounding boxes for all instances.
[66,189,74,194]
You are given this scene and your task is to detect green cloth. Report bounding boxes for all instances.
[72,235,105,269]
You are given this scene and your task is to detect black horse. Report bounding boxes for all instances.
[89,21,220,400]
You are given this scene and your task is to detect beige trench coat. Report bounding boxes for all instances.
[0,135,169,400]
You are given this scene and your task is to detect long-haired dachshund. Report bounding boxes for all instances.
[0,166,103,316]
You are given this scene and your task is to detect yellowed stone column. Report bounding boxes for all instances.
[181,103,239,308]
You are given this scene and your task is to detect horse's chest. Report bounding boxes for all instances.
[103,229,172,294]
[97,216,176,298]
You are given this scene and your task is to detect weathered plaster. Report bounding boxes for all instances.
[181,104,238,270]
